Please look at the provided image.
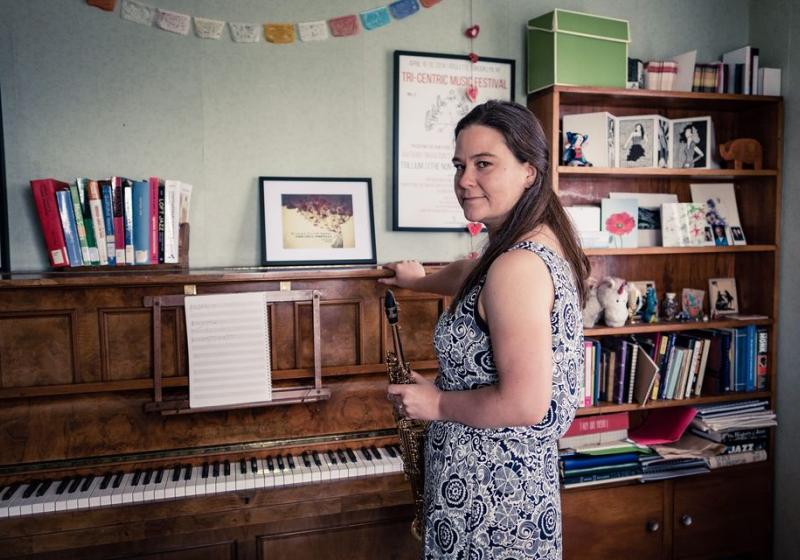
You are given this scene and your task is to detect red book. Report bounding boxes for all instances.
[30,178,70,267]
[564,411,629,438]
[148,177,161,264]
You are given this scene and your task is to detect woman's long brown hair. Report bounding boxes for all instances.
[449,100,590,312]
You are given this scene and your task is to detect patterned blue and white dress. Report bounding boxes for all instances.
[424,241,583,559]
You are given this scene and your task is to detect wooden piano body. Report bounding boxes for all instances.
[0,268,441,559]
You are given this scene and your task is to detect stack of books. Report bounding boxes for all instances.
[30,177,193,268]
[691,400,775,468]
[639,455,709,482]
[560,450,645,489]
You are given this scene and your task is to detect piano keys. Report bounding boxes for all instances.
[0,445,405,519]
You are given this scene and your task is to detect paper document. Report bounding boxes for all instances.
[185,292,272,408]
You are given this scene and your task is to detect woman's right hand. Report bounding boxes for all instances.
[378,260,426,289]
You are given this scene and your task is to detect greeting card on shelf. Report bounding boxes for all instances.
[562,112,618,167]
[601,198,638,248]
[610,192,677,247]
[690,183,746,245]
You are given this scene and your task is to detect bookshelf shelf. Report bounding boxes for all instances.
[584,245,776,256]
[558,166,777,178]
[585,318,771,337]
[575,390,772,417]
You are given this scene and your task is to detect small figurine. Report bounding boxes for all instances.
[661,292,678,322]
[642,286,659,323]
[675,310,691,322]
[563,132,592,167]
[719,138,763,170]
[627,282,643,323]
[597,277,630,328]
[582,279,603,328]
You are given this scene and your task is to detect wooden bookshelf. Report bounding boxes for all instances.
[529,85,781,560]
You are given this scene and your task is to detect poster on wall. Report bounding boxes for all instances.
[392,51,515,231]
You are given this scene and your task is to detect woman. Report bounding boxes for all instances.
[624,122,647,162]
[381,100,589,558]
[678,124,704,168]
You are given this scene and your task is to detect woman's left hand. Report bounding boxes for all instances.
[387,371,442,422]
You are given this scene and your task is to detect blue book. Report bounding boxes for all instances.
[99,181,116,265]
[734,328,747,391]
[561,452,642,471]
[55,189,83,266]
[132,180,150,264]
[743,324,757,392]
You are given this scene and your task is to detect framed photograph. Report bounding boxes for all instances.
[259,177,376,266]
[393,50,515,231]
[708,277,739,318]
[617,114,668,168]
[681,288,705,320]
[670,116,712,169]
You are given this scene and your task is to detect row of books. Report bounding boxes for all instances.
[579,326,769,408]
[721,45,781,96]
[31,177,193,268]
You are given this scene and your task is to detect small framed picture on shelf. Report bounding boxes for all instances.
[730,225,747,245]
[259,177,376,267]
[708,277,739,318]
[670,116,712,169]
[630,280,657,321]
[681,288,705,320]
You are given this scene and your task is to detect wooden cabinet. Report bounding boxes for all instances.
[529,86,781,560]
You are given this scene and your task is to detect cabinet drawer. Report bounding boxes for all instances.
[562,482,666,560]
[673,464,771,559]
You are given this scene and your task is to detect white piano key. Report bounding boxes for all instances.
[6,483,35,517]
[76,476,101,509]
[184,466,205,497]
[88,475,115,508]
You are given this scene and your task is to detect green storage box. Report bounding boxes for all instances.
[527,9,630,93]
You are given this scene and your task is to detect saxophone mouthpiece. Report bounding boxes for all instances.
[385,289,399,325]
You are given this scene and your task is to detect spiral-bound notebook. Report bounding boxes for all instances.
[185,292,272,408]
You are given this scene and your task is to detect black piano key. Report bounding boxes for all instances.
[2,483,21,501]
[100,472,113,490]
[68,476,82,494]
[131,470,142,487]
[142,470,153,485]
[212,462,220,478]
[22,481,40,499]
[276,455,285,470]
[266,456,274,471]
[239,459,247,475]
[370,446,382,459]
[327,450,337,465]
[312,451,321,467]
[301,451,311,468]
[155,468,165,484]
[361,447,372,460]
[224,460,231,476]
[112,472,124,489]
[336,449,347,463]
[183,464,192,480]
[55,479,70,495]
[287,454,296,469]
[346,448,358,463]
[250,458,258,473]
[172,465,182,482]
[80,475,95,492]
[386,446,397,458]
[201,463,210,479]
[36,480,53,497]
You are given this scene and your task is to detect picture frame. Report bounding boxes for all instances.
[393,50,515,231]
[708,277,739,318]
[259,177,376,267]
[617,114,669,168]
[670,116,712,169]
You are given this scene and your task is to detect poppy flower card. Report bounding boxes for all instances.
[601,198,639,248]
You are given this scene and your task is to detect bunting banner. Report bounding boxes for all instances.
[89,0,443,45]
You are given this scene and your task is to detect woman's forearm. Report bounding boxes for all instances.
[405,259,476,296]
[438,383,550,429]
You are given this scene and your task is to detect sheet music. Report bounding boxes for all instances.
[185,292,272,408]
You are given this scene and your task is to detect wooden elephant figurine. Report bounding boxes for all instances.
[719,138,763,170]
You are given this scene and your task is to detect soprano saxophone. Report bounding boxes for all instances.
[384,289,428,541]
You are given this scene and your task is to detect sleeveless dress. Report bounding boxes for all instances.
[423,241,583,559]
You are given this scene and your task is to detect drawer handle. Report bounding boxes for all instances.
[646,520,661,533]
[680,514,693,527]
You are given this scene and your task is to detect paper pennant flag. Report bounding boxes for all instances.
[121,0,155,26]
[467,222,483,236]
[229,22,261,43]
[87,0,117,11]
[328,15,359,37]
[298,20,329,42]
[194,17,225,40]
[420,0,442,7]
[389,0,420,19]
[156,9,191,36]
[360,7,391,30]
[264,23,296,44]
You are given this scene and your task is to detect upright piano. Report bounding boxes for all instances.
[0,268,442,559]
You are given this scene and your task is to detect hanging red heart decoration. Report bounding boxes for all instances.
[466,85,478,102]
[467,222,483,236]
[464,25,480,38]
[468,52,479,63]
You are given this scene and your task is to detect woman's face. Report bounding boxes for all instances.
[452,124,535,232]
[635,124,644,135]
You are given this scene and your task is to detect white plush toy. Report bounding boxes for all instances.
[582,278,603,328]
[596,277,630,328]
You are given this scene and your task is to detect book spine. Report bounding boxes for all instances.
[100,182,117,265]
[745,325,757,392]
[30,179,70,267]
[158,182,165,264]
[706,449,766,469]
[149,177,160,264]
[582,341,592,407]
[112,177,126,264]
[87,181,108,265]
[133,180,151,264]
[626,343,638,404]
[756,327,768,390]
[123,180,134,264]
[563,411,629,438]
[77,178,100,264]
[55,189,83,267]
[722,438,768,455]
[615,340,627,404]
[68,182,92,263]
[163,180,179,263]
